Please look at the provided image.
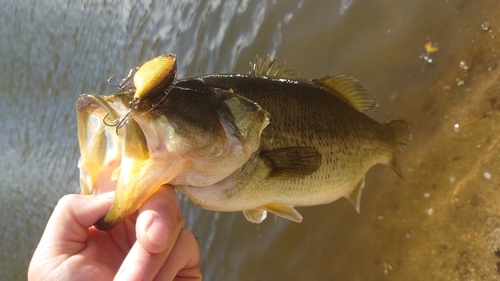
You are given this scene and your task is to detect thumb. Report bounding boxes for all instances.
[30,192,115,276]
[135,185,184,254]
[44,192,115,244]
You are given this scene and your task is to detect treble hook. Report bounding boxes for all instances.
[107,67,139,89]
[102,98,141,135]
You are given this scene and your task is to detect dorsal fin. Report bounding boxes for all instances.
[249,55,305,81]
[311,75,379,112]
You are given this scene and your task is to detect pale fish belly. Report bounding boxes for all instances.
[174,156,375,212]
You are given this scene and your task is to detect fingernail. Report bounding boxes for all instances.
[147,215,169,248]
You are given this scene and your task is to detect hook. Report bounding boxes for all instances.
[102,113,118,127]
[107,67,139,89]
[102,98,141,135]
[102,109,132,135]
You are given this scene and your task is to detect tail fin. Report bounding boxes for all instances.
[385,120,411,178]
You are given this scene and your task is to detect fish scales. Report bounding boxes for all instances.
[174,74,398,214]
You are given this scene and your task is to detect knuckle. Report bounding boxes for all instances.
[56,194,78,208]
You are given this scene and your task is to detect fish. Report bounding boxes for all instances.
[76,54,411,230]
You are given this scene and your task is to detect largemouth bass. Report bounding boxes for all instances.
[77,54,410,230]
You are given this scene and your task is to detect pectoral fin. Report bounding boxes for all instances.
[346,177,365,213]
[243,209,268,223]
[263,204,303,222]
[260,146,322,179]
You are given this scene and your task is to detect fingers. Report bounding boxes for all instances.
[114,229,201,281]
[43,192,115,244]
[115,185,185,280]
[113,229,201,281]
[155,229,202,281]
[29,192,115,280]
[136,184,183,253]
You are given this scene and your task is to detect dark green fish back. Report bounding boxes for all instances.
[173,55,410,187]
[174,75,392,184]
[188,75,385,147]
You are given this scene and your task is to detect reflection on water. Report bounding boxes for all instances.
[2,0,500,280]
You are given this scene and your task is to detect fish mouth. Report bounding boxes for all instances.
[76,92,125,196]
[77,91,183,230]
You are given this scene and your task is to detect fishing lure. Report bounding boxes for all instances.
[104,54,177,132]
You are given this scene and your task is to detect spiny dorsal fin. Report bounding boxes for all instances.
[311,75,379,112]
[249,55,305,81]
[260,146,322,179]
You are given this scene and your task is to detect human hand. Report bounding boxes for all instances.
[28,185,201,281]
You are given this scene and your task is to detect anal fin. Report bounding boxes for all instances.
[243,209,267,223]
[263,204,303,222]
[346,177,365,213]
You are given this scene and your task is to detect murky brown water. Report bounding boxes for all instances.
[2,0,500,280]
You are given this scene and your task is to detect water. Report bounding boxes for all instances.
[1,0,500,280]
